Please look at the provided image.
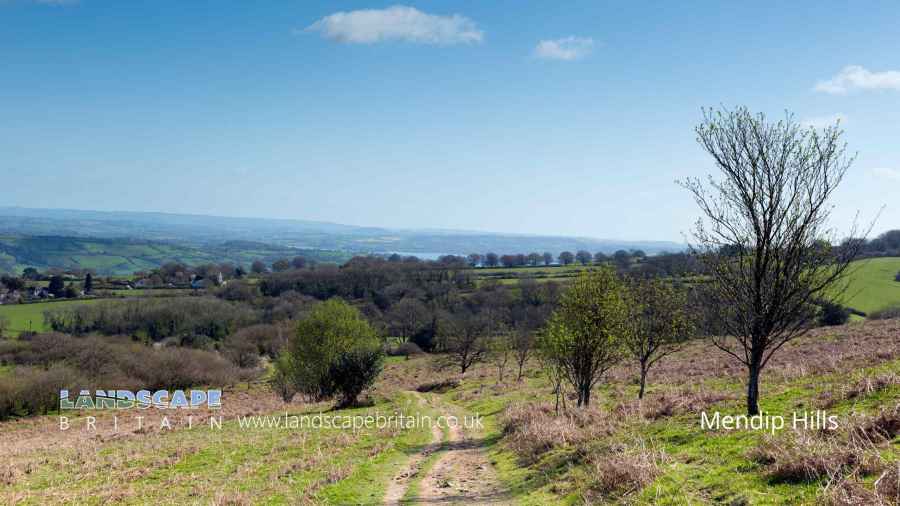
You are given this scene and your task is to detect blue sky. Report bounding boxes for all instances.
[2,1,898,242]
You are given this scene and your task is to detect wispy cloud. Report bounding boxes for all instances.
[533,36,594,61]
[814,65,900,94]
[871,167,900,183]
[305,5,483,45]
[801,113,847,129]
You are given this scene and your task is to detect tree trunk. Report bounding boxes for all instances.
[554,382,561,415]
[747,361,761,416]
[577,384,591,407]
[638,364,648,400]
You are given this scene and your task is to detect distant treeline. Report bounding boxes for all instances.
[846,229,900,258]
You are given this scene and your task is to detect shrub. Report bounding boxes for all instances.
[415,378,459,393]
[0,364,89,420]
[388,341,424,357]
[819,301,851,326]
[0,332,257,417]
[326,347,384,408]
[282,299,381,404]
[869,306,900,320]
[269,354,296,403]
[501,402,616,465]
[875,462,900,504]
[226,323,289,358]
[222,333,261,369]
[845,373,900,401]
[586,439,668,500]
[854,407,900,442]
[637,389,735,420]
[409,330,437,353]
[749,425,887,483]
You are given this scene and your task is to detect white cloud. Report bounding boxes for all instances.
[305,5,483,45]
[533,36,594,61]
[801,113,847,129]
[814,65,900,94]
[872,167,900,183]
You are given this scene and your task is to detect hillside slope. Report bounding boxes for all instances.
[0,207,685,256]
[0,236,350,275]
[842,257,900,314]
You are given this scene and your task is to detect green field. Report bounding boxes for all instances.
[0,299,101,336]
[0,235,352,276]
[472,257,900,316]
[842,257,900,314]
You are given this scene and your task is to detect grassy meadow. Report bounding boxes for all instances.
[841,257,900,314]
[0,299,101,337]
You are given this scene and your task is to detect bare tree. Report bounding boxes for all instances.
[625,277,693,399]
[439,311,490,374]
[681,106,866,415]
[512,326,535,381]
[488,334,512,383]
[386,297,429,341]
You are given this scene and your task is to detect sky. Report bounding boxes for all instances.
[1,1,898,242]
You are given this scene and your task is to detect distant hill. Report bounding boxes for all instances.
[0,207,685,257]
[0,235,351,276]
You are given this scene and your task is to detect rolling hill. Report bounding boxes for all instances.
[0,236,351,276]
[0,207,685,257]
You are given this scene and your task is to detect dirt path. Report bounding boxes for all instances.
[384,394,444,505]
[389,393,509,505]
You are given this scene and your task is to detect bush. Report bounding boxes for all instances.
[819,301,851,326]
[587,439,668,500]
[0,332,258,417]
[749,421,890,484]
[501,402,616,465]
[222,333,261,368]
[226,323,289,358]
[410,330,437,353]
[326,348,384,408]
[874,462,900,504]
[281,299,382,404]
[415,378,459,393]
[270,354,296,403]
[869,306,900,320]
[388,341,424,357]
[0,364,89,420]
